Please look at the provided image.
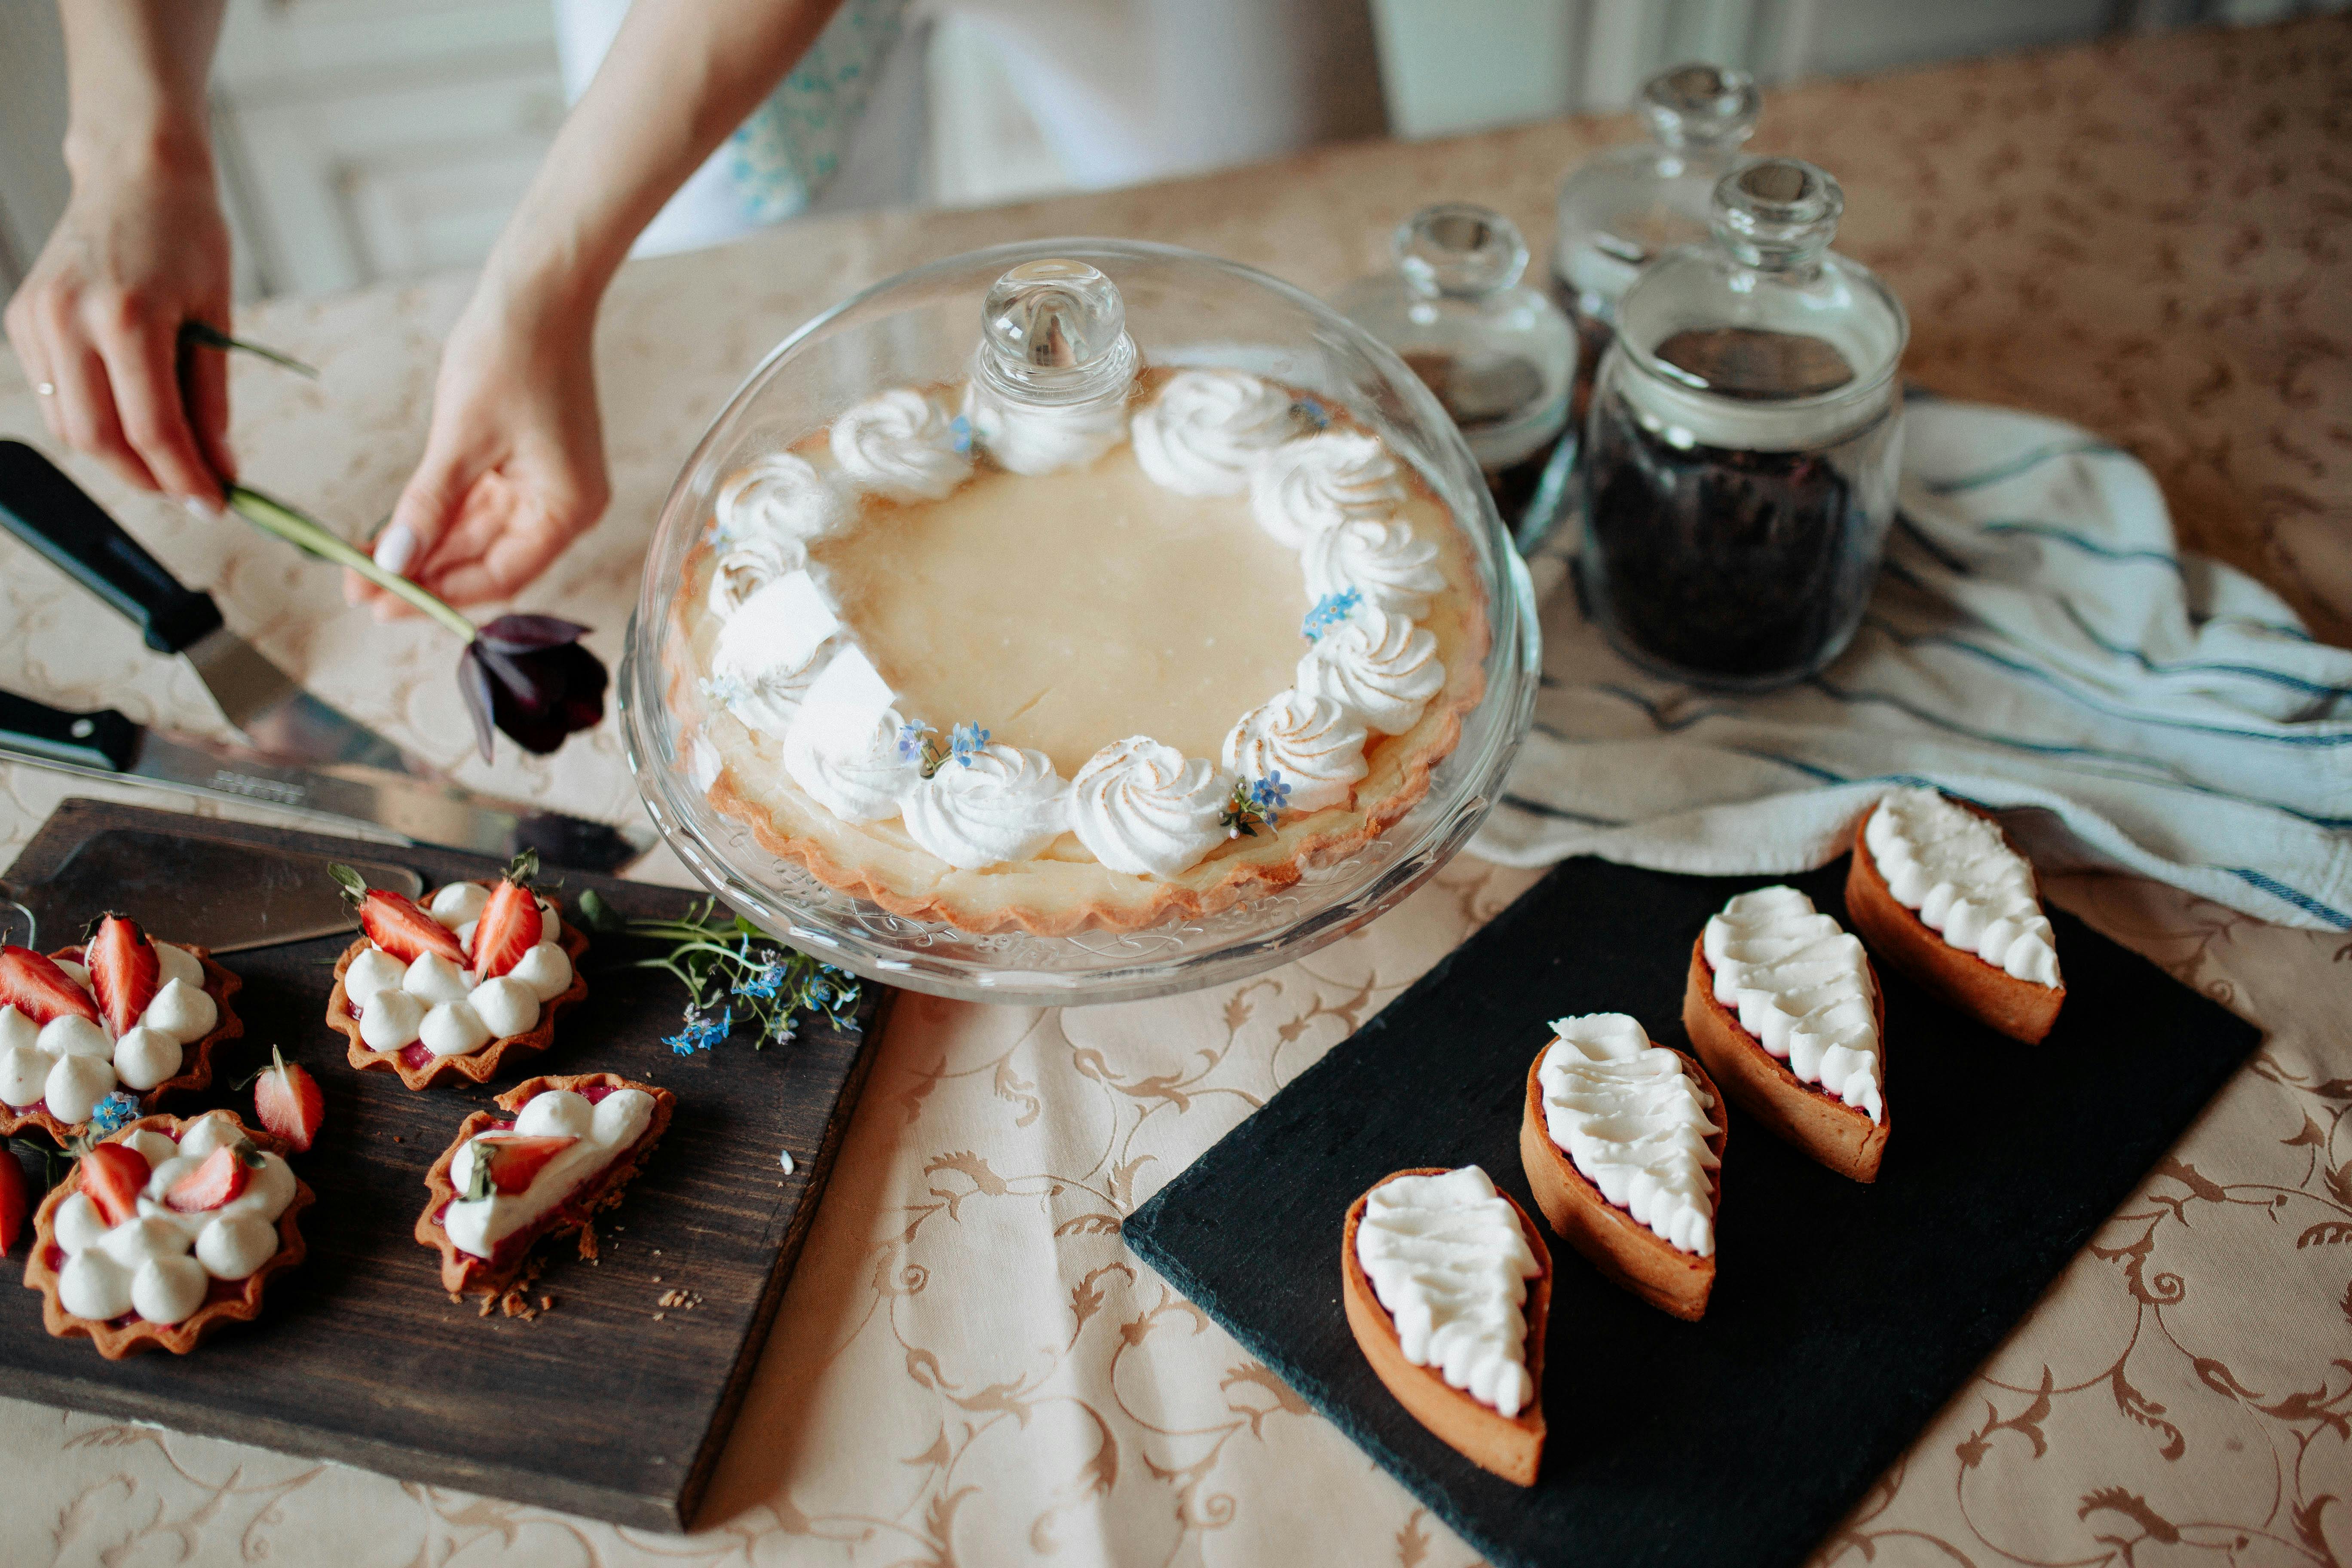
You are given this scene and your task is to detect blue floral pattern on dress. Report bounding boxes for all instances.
[722,0,910,223]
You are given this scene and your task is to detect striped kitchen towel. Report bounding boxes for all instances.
[1472,399,2352,931]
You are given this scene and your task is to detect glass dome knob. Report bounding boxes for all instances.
[1395,204,1530,300]
[1641,63,1761,149]
[975,259,1137,406]
[1712,157,1845,272]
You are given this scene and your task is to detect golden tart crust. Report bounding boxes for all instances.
[0,947,244,1142]
[21,1112,312,1359]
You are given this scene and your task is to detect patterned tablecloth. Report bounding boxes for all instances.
[2,18,2347,1566]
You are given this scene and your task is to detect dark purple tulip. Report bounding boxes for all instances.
[457,615,609,759]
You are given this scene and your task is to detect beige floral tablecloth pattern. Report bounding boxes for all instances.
[0,18,2347,1567]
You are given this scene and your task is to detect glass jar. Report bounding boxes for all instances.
[1552,63,1761,435]
[1334,204,1577,551]
[1577,157,1909,690]
[620,238,1539,1005]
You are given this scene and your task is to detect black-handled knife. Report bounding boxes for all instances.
[0,440,225,652]
[0,685,653,873]
[0,438,410,771]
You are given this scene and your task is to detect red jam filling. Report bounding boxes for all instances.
[436,1094,629,1271]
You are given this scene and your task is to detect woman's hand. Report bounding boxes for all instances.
[3,150,234,507]
[349,279,609,618]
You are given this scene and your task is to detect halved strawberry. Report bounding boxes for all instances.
[165,1145,251,1213]
[473,1134,577,1196]
[470,878,542,980]
[87,914,160,1037]
[0,1148,27,1258]
[361,889,465,965]
[253,1046,325,1153]
[0,945,100,1027]
[82,1141,152,1227]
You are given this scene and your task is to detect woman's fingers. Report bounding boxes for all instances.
[184,321,235,485]
[97,310,223,506]
[46,335,155,493]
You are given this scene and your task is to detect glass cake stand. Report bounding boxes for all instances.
[619,237,1540,1005]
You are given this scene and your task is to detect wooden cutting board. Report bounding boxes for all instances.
[1124,853,2260,1568]
[0,798,892,1531]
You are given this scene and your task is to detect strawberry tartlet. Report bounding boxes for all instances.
[22,1109,311,1358]
[326,857,589,1090]
[0,917,244,1140]
[416,1072,673,1298]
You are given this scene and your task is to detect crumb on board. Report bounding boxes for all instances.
[652,1311,665,1321]
[656,1288,704,1311]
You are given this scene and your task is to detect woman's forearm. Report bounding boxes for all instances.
[58,0,227,185]
[482,0,850,320]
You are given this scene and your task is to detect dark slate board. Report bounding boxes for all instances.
[0,799,892,1531]
[1124,853,2260,1568]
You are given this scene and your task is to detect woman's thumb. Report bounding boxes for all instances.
[377,451,470,580]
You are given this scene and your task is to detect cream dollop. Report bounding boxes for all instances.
[1537,1014,1719,1256]
[1864,788,2061,987]
[707,532,805,621]
[1220,689,1367,814]
[1130,370,1292,497]
[446,1087,655,1260]
[1296,606,1444,735]
[1249,430,1404,548]
[1302,518,1444,619]
[707,571,843,739]
[55,1127,297,1325]
[715,451,849,547]
[1703,886,1882,1122]
[1069,737,1228,877]
[1354,1166,1541,1418]
[781,647,922,822]
[830,389,971,502]
[968,382,1127,475]
[901,744,1072,869]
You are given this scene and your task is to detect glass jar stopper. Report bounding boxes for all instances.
[1711,157,1845,271]
[1396,204,1530,300]
[1640,63,1761,149]
[974,259,1137,407]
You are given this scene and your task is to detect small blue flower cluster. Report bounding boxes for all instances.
[1290,398,1331,431]
[700,673,750,709]
[86,1091,142,1136]
[664,1003,732,1056]
[948,722,989,766]
[1221,770,1291,838]
[950,413,974,455]
[896,721,936,765]
[1302,588,1363,642]
[1249,772,1292,822]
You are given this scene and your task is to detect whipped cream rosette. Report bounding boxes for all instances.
[716,450,848,546]
[1296,605,1446,735]
[1250,430,1406,548]
[706,571,842,739]
[1130,368,1295,496]
[830,388,971,502]
[1071,737,1230,876]
[1303,518,1446,618]
[967,380,1128,475]
[1222,690,1368,814]
[902,744,1072,869]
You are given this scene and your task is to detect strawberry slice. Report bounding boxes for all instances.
[360,888,465,965]
[470,878,542,980]
[0,1147,27,1259]
[165,1145,251,1213]
[253,1046,325,1153]
[473,1134,577,1196]
[87,914,160,1037]
[0,945,100,1027]
[82,1142,152,1227]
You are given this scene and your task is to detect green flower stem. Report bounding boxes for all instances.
[226,485,475,639]
[180,321,319,380]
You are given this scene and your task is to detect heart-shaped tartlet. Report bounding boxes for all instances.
[1341,1164,1551,1486]
[1844,787,2064,1044]
[1683,885,1889,1182]
[1519,1013,1724,1321]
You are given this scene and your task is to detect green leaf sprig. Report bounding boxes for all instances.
[575,890,861,1054]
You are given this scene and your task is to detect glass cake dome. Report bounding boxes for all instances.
[620,238,1539,1005]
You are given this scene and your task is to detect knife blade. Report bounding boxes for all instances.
[0,828,421,954]
[0,438,411,773]
[0,686,653,873]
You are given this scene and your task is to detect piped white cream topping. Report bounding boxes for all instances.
[707,532,805,621]
[1864,788,2061,987]
[1354,1166,1541,1418]
[780,647,922,822]
[1537,1014,1718,1256]
[1296,606,1444,735]
[1703,886,1882,1122]
[1130,369,1292,497]
[444,1087,655,1260]
[1302,518,1445,618]
[1221,690,1367,814]
[0,944,216,1121]
[900,744,1072,869]
[1069,737,1228,877]
[715,451,848,547]
[830,389,971,502]
[340,887,570,1056]
[968,382,1127,475]
[1249,430,1404,548]
[53,1112,296,1325]
[707,571,842,739]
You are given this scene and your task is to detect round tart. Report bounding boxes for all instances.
[22,1110,311,1359]
[328,876,589,1091]
[0,921,243,1142]
[677,360,1490,936]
